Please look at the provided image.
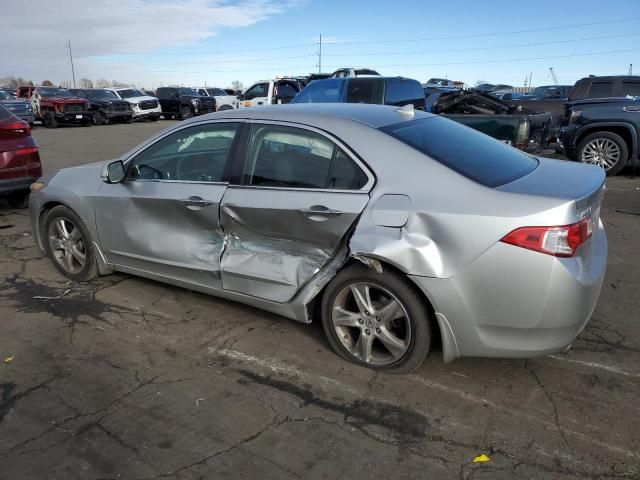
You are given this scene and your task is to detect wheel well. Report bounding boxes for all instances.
[576,126,634,160]
[37,201,65,241]
[311,256,442,350]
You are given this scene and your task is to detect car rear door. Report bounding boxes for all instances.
[219,121,373,302]
[94,121,241,289]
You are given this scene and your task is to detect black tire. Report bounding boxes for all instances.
[125,115,133,124]
[180,106,193,120]
[93,111,104,125]
[577,131,629,176]
[82,120,92,127]
[6,192,29,209]
[164,114,173,120]
[43,111,58,129]
[43,205,99,282]
[321,263,432,373]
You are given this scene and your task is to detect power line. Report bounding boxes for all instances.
[138,48,640,75]
[326,18,640,46]
[322,32,640,57]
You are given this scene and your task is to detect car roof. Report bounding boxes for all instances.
[184,103,435,129]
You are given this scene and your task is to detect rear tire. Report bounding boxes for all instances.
[321,263,432,373]
[6,192,29,209]
[43,206,99,282]
[93,111,104,125]
[577,131,628,176]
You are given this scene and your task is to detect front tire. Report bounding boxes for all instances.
[577,131,628,176]
[43,206,99,282]
[43,111,58,129]
[321,264,432,373]
[180,106,193,120]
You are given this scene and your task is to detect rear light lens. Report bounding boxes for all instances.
[1,120,31,135]
[501,216,593,257]
[15,146,38,155]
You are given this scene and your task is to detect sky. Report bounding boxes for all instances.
[1,0,639,91]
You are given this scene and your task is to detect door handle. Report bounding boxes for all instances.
[299,205,343,221]
[180,196,213,210]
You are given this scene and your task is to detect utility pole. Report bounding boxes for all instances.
[629,64,633,75]
[68,40,76,88]
[318,34,322,74]
[528,72,533,90]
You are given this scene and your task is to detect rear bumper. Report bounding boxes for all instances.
[410,221,607,362]
[0,176,38,196]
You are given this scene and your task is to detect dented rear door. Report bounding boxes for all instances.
[219,122,372,303]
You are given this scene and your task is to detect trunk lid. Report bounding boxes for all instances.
[497,157,605,223]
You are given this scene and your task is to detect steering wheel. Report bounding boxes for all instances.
[132,164,163,180]
[181,169,210,182]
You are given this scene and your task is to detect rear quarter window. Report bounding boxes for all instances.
[346,79,384,104]
[384,79,426,109]
[622,81,640,96]
[382,117,538,187]
[586,82,613,99]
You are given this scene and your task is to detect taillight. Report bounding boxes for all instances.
[500,216,593,257]
[1,120,31,135]
[15,147,38,155]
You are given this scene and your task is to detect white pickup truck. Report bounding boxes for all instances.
[196,87,239,111]
[237,79,301,108]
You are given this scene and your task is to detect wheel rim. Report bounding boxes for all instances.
[47,217,86,274]
[331,282,412,366]
[182,109,192,119]
[581,138,620,170]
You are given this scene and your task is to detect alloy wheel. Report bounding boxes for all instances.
[581,138,620,170]
[47,217,86,274]
[331,282,411,366]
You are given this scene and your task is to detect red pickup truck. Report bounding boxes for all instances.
[17,86,92,128]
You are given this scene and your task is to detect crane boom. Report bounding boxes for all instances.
[549,67,559,85]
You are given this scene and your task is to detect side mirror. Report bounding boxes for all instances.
[237,93,245,100]
[102,160,125,183]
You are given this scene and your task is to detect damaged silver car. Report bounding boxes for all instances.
[29,104,607,372]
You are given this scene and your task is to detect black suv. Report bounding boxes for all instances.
[560,96,640,176]
[69,88,133,125]
[156,87,216,120]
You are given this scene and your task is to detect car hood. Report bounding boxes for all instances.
[89,99,131,107]
[41,97,86,104]
[119,95,156,102]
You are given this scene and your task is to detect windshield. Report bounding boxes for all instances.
[118,89,145,98]
[381,117,538,187]
[0,91,16,100]
[176,87,199,96]
[87,90,118,100]
[39,88,73,98]
[426,78,449,86]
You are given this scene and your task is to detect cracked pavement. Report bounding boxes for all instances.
[1,123,639,479]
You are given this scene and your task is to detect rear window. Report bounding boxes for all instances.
[384,79,426,109]
[346,79,384,104]
[381,117,538,187]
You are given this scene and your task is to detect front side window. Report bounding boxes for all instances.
[382,117,538,187]
[244,83,268,100]
[586,82,613,99]
[242,124,367,189]
[346,79,384,104]
[128,123,239,182]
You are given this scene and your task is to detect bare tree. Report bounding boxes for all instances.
[0,76,33,88]
[231,80,243,92]
[59,80,72,88]
[111,80,129,87]
[79,78,93,88]
[95,78,111,88]
[41,80,54,86]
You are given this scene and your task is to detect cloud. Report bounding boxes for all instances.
[1,0,302,83]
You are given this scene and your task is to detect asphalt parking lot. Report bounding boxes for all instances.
[1,122,639,480]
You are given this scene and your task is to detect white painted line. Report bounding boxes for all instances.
[548,355,640,379]
[213,348,640,461]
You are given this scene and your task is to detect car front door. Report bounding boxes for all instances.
[240,83,269,108]
[219,122,373,302]
[94,121,241,289]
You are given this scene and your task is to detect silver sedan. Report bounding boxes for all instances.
[29,104,607,372]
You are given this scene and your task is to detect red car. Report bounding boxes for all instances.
[0,104,42,208]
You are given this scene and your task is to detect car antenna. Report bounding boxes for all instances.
[396,104,415,117]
